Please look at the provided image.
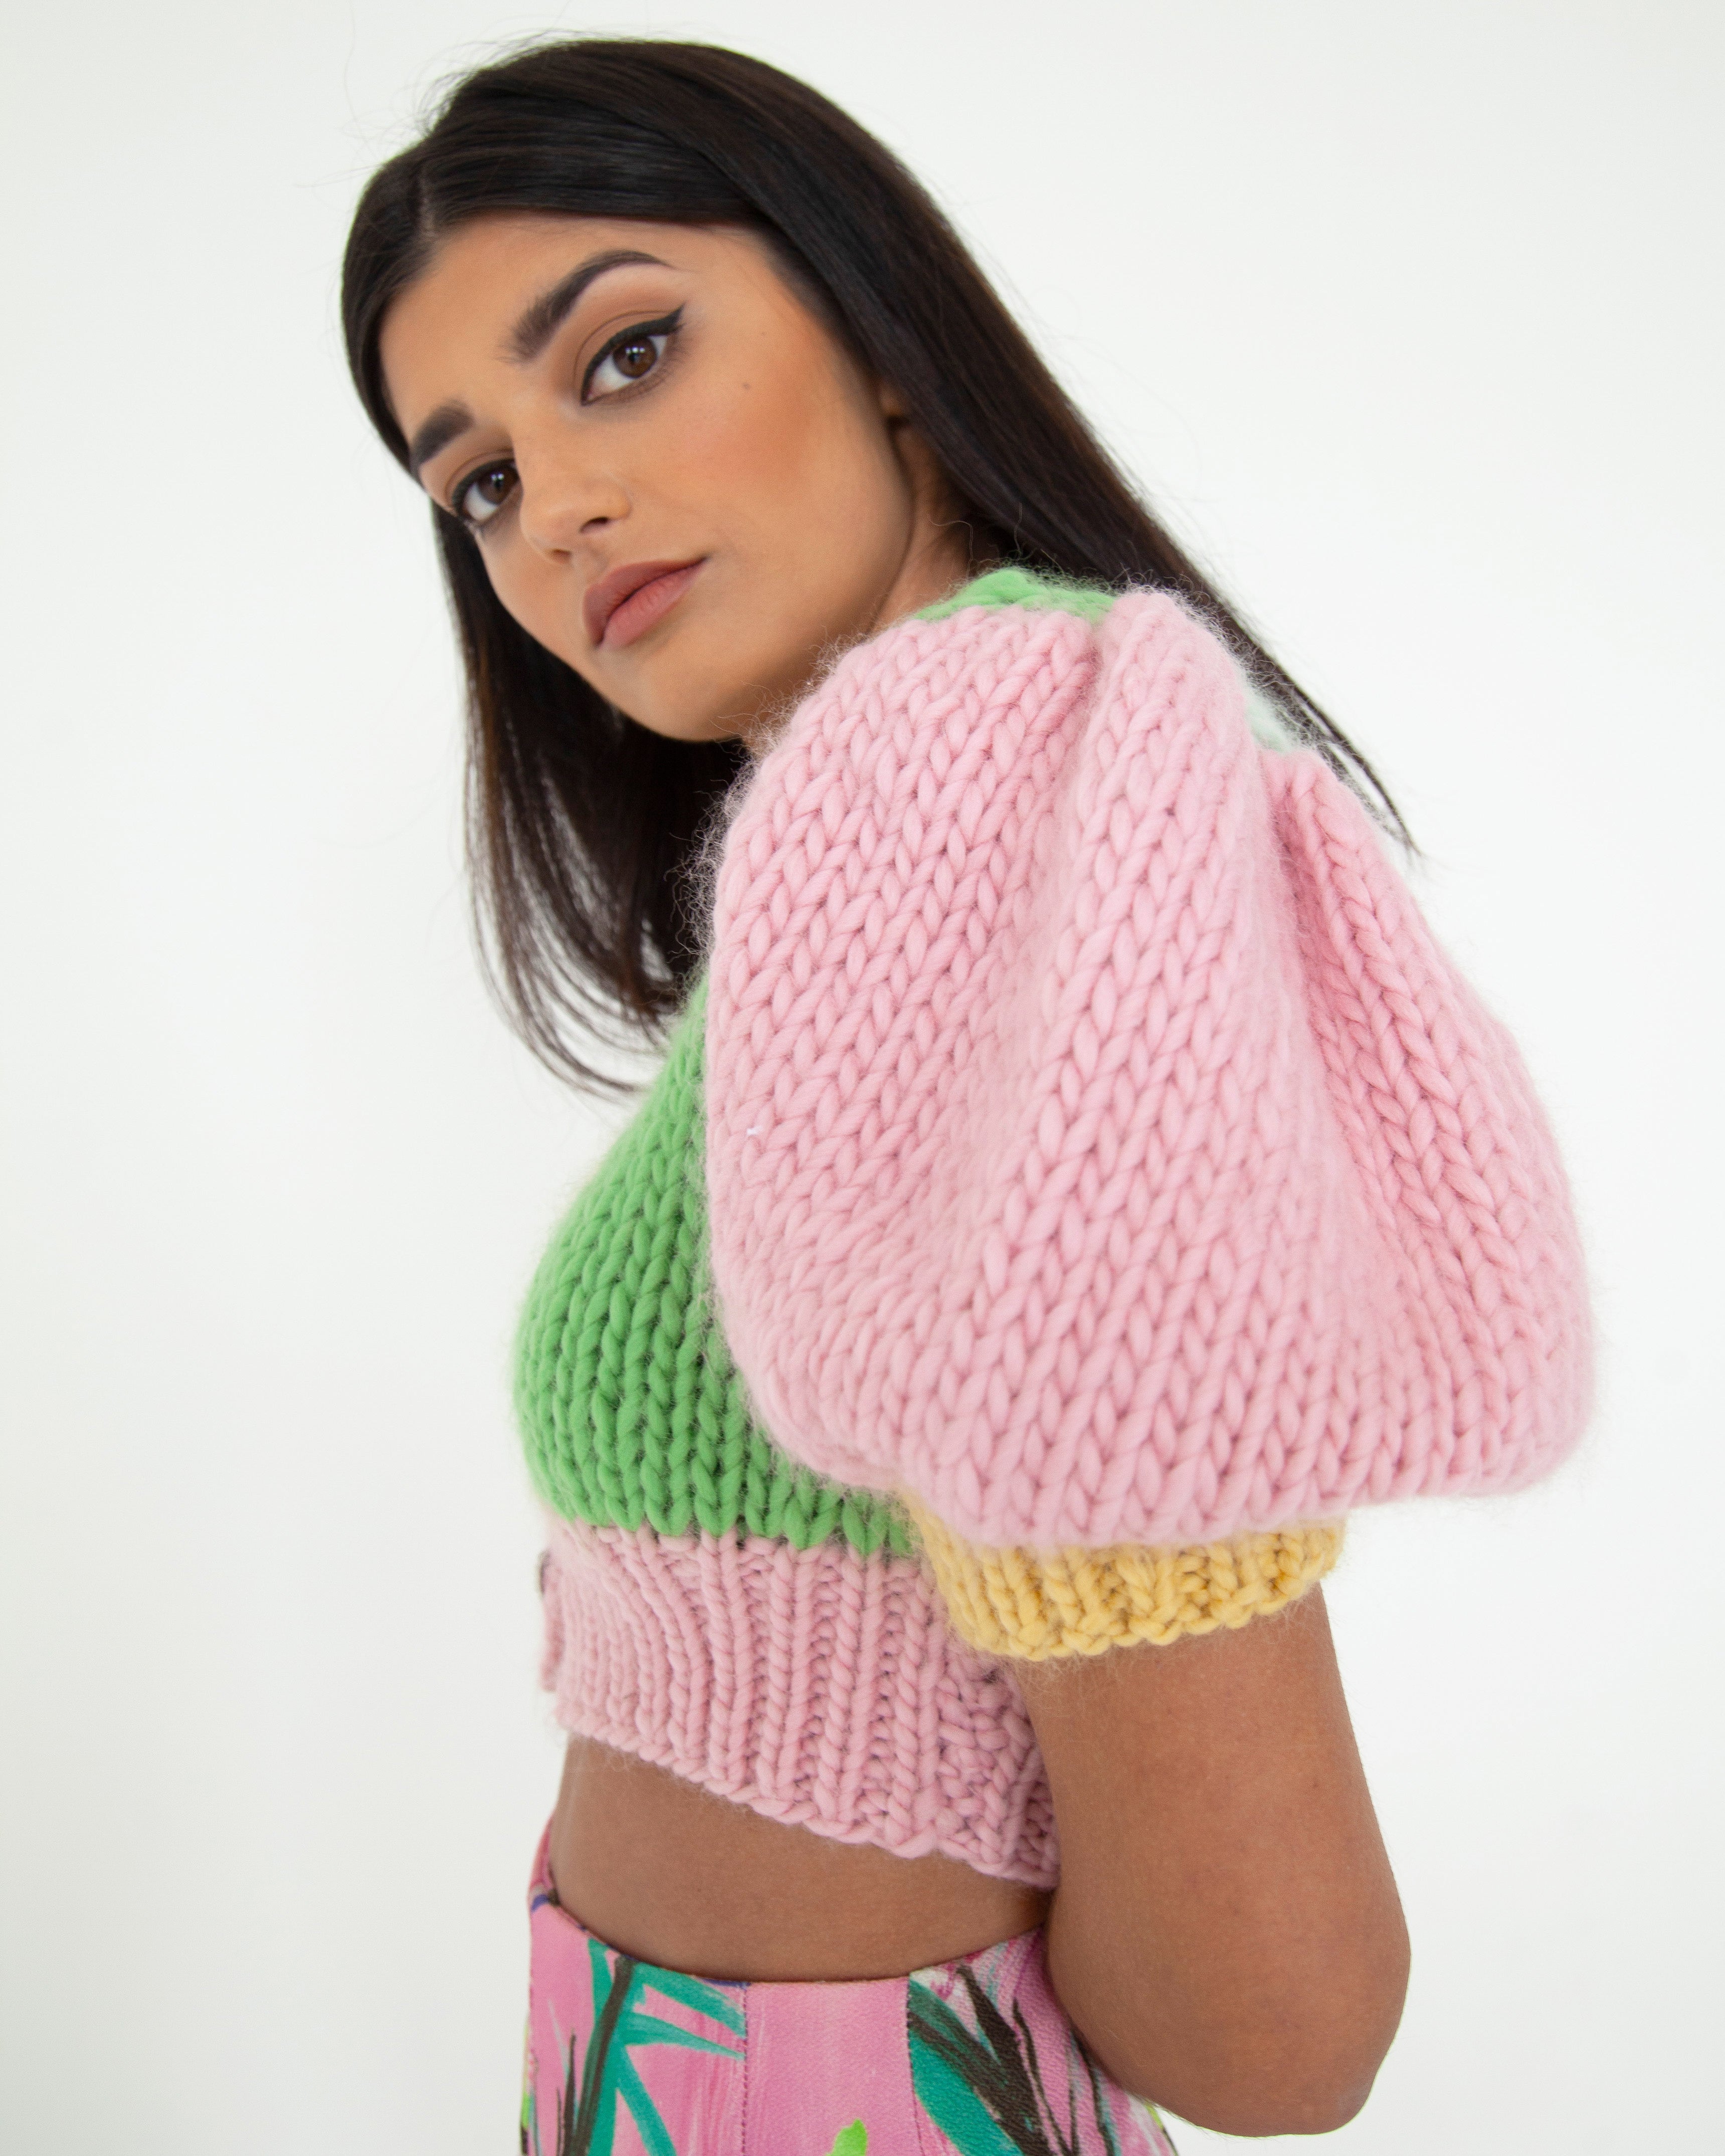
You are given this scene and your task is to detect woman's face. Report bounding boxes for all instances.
[379,214,972,747]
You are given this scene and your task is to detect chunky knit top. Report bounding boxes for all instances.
[519,570,1591,1887]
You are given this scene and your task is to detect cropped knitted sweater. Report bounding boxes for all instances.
[519,570,1591,1888]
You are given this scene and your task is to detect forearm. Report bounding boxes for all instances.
[1021,1589,1409,2135]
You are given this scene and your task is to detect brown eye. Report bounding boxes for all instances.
[454,462,516,529]
[585,317,677,401]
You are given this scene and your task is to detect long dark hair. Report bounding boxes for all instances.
[343,37,1407,1089]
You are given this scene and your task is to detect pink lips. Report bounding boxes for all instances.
[583,558,705,650]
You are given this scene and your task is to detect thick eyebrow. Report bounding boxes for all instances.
[404,251,669,483]
[506,248,667,364]
[407,401,475,480]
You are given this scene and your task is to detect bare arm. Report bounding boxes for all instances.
[1018,1587,1408,2137]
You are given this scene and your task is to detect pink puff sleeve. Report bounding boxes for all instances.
[701,591,1592,1580]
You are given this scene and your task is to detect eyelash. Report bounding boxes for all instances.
[449,462,516,537]
[582,308,683,401]
[448,308,684,538]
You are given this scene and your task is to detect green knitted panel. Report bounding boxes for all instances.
[916,564,1117,623]
[515,976,915,1558]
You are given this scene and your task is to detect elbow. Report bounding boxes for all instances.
[1096,2029,1395,2139]
[1161,2058,1384,2139]
[1068,1950,1410,2139]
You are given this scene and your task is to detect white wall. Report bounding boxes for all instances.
[3,3,1719,2148]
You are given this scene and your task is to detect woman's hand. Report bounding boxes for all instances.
[1018,1587,1408,2136]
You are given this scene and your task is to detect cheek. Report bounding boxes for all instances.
[477,541,570,660]
[672,363,907,572]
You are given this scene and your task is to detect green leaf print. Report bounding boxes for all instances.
[616,2006,740,2059]
[539,1949,744,2156]
[908,1969,1125,2156]
[607,2044,678,2156]
[824,2125,869,2156]
[636,1963,746,2035]
[908,2027,1022,2156]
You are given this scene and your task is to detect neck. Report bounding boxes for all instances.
[737,526,983,760]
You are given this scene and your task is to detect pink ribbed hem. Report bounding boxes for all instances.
[538,1515,1058,1889]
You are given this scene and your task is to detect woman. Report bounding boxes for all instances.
[342,39,1590,2151]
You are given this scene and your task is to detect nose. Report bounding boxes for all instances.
[514,436,629,559]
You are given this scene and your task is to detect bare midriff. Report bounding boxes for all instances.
[547,1734,1052,1982]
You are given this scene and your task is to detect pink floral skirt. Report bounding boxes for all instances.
[523,1829,1178,2155]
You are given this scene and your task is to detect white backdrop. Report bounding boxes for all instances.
[3,3,1720,2149]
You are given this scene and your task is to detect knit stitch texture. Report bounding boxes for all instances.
[516,983,913,1559]
[909,1503,1345,1661]
[538,1514,1058,1884]
[704,583,1593,1551]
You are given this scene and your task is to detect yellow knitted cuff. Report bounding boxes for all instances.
[906,1502,1345,1661]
